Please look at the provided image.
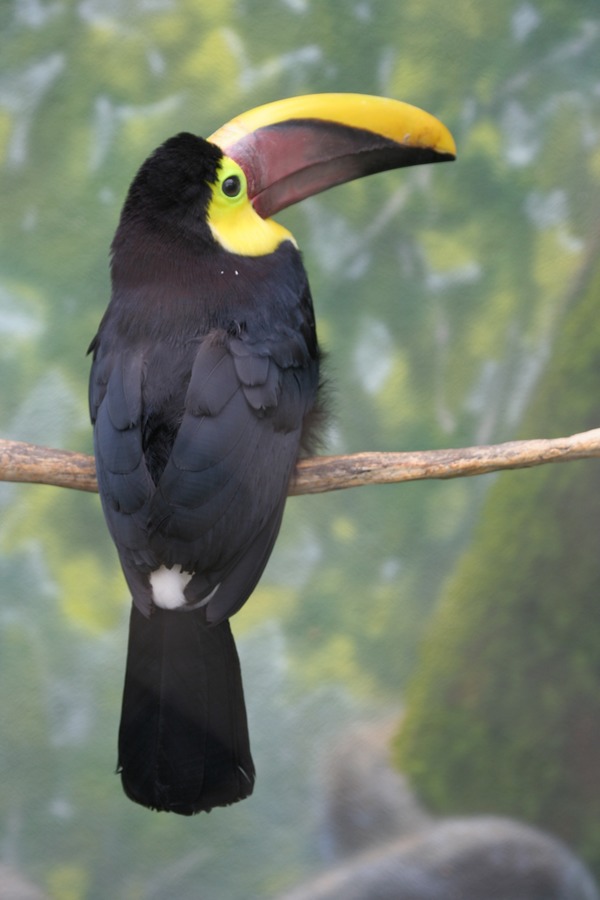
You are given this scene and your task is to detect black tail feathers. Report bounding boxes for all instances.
[117,604,255,815]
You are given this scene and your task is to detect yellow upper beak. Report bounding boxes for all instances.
[208,93,456,219]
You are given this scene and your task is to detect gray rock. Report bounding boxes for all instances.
[278,816,599,900]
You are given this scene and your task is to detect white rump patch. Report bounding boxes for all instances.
[150,564,193,610]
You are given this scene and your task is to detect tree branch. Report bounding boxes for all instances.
[1,430,599,498]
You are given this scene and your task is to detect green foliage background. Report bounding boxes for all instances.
[1,1,599,897]
[395,244,600,871]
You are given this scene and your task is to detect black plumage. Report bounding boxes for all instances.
[89,133,321,814]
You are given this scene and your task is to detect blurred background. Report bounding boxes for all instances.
[1,1,600,898]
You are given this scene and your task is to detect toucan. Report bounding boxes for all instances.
[88,93,455,815]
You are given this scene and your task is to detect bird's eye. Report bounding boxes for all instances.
[222,175,242,198]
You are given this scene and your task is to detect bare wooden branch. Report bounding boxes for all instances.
[1,429,599,498]
[0,440,98,492]
[288,428,600,494]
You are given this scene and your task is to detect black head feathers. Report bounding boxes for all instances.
[119,133,223,226]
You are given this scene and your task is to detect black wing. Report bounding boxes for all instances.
[89,344,156,569]
[90,319,318,623]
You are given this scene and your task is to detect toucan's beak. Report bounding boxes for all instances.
[208,93,456,219]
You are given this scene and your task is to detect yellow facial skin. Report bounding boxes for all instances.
[207,157,295,257]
